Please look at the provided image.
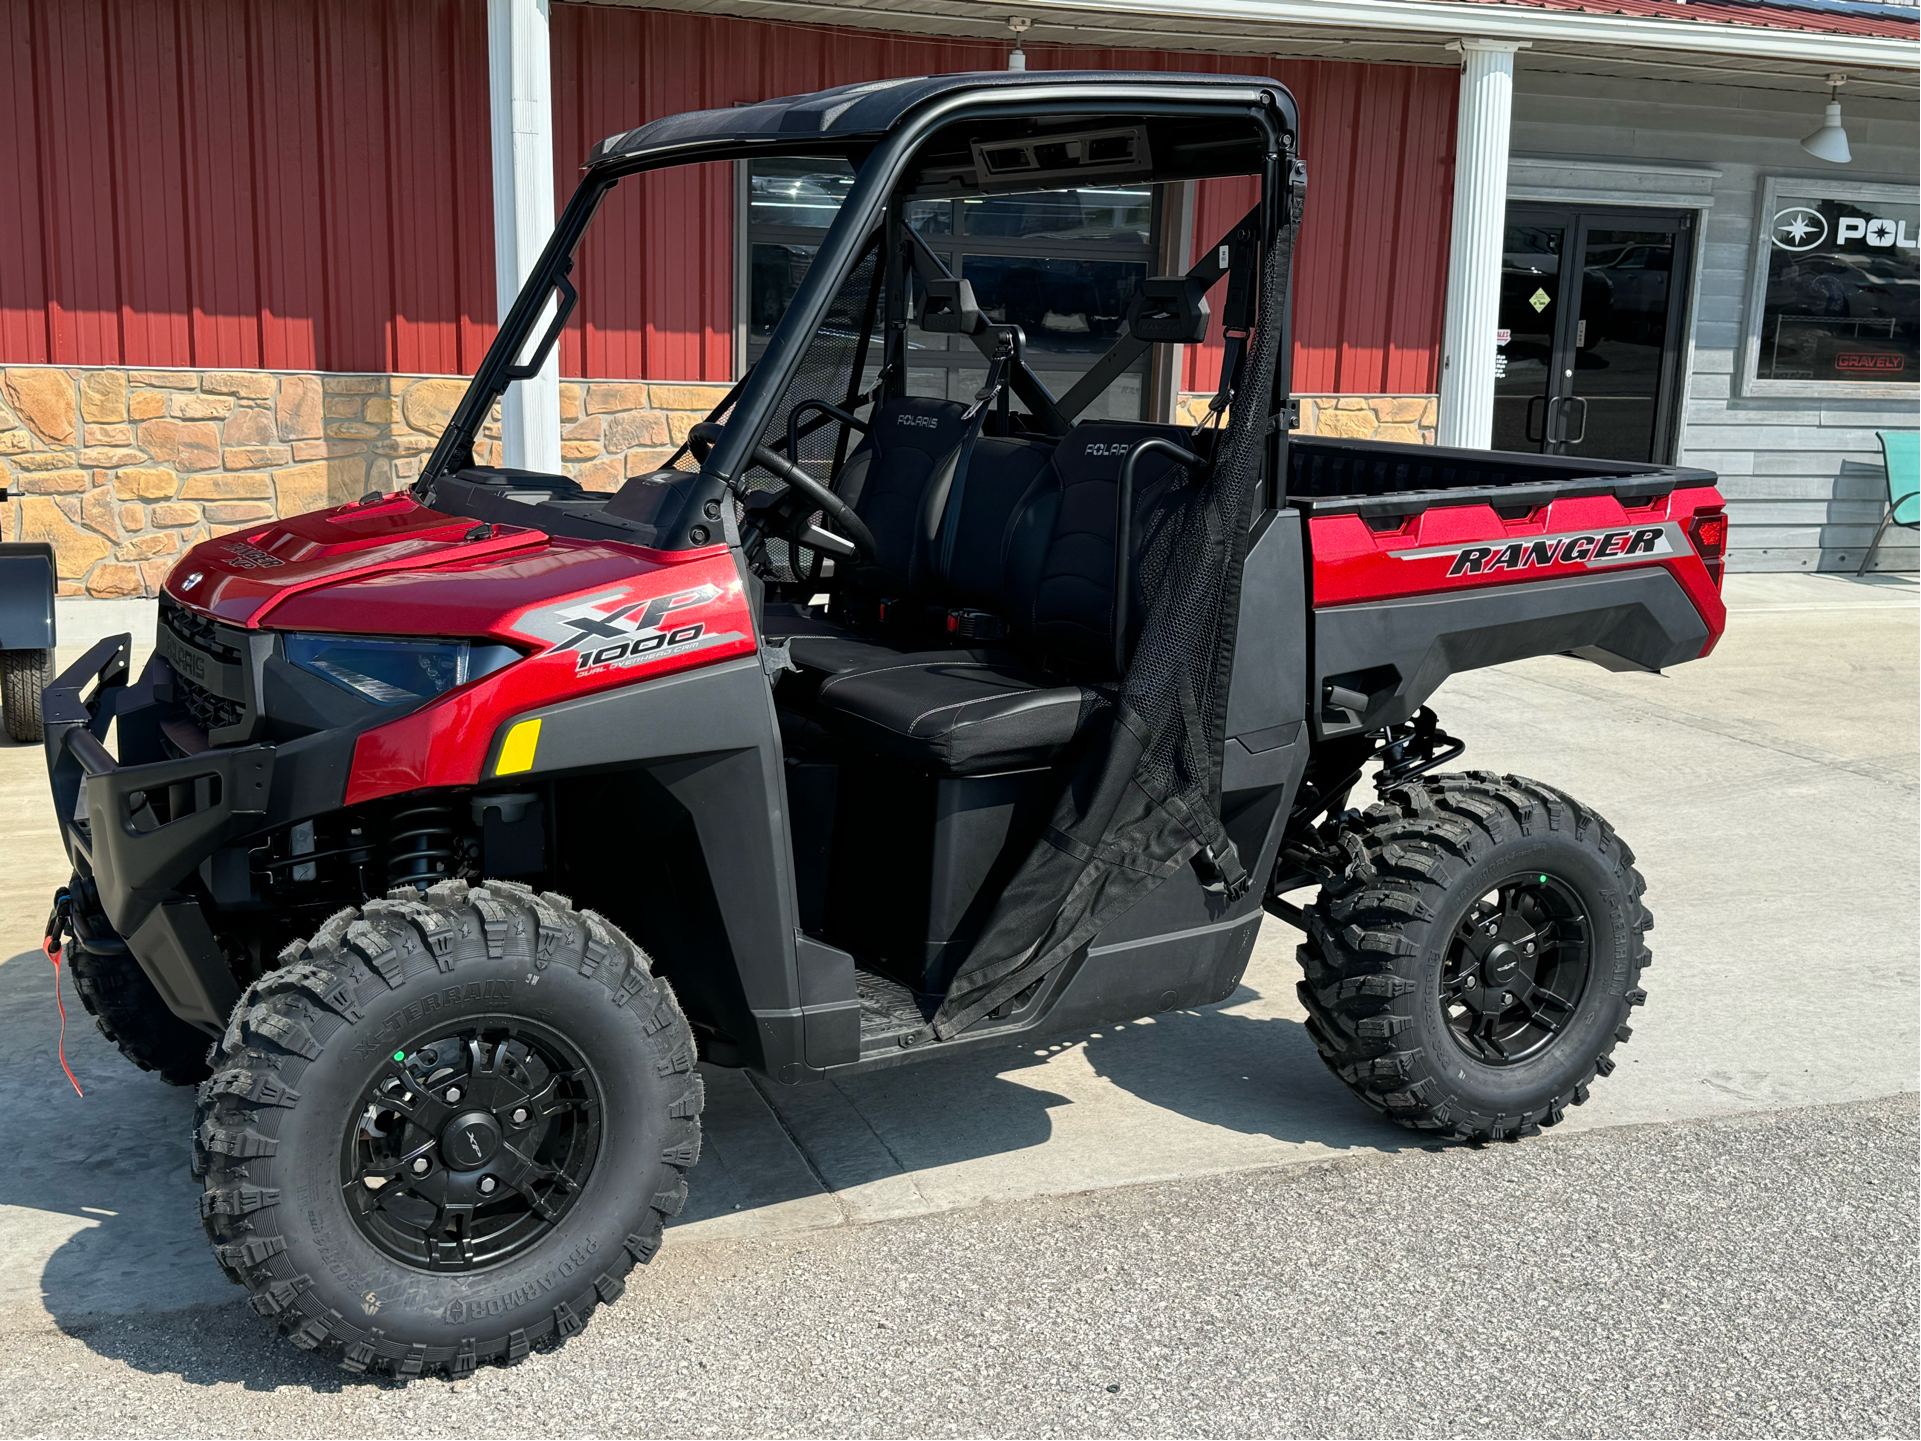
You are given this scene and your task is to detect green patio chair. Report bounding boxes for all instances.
[1859,430,1920,576]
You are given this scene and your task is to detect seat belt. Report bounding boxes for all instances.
[1054,205,1261,426]
[938,330,1016,583]
[1203,234,1259,425]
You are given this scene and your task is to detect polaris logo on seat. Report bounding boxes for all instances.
[1082,442,1135,457]
[896,414,940,429]
[1394,522,1683,577]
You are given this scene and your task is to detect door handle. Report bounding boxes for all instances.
[1562,395,1589,445]
[1525,393,1550,444]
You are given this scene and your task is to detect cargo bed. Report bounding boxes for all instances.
[1289,436,1728,737]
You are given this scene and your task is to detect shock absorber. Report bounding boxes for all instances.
[386,803,458,890]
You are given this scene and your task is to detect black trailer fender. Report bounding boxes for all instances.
[0,541,56,651]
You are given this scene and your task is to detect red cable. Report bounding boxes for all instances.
[42,938,84,1098]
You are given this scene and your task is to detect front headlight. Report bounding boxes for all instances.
[284,634,520,706]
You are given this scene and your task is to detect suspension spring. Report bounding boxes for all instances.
[386,804,458,890]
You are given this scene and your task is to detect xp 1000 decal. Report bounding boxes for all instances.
[343,556,757,803]
[505,559,754,682]
[550,584,724,673]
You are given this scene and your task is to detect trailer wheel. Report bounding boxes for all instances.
[1,647,52,743]
[68,942,213,1086]
[1294,772,1650,1143]
[194,879,702,1377]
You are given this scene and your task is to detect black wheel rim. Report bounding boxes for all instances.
[1440,873,1592,1066]
[340,1023,601,1271]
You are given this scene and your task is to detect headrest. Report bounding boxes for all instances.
[1126,276,1211,344]
[918,277,984,335]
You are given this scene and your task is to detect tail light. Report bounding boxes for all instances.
[1687,509,1728,590]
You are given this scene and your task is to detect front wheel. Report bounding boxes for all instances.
[1294,772,1650,1143]
[194,879,703,1377]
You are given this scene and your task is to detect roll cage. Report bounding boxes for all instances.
[416,72,1303,551]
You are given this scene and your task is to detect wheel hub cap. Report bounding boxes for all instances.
[1479,940,1527,990]
[441,1110,502,1170]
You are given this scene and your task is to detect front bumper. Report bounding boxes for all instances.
[44,634,272,1030]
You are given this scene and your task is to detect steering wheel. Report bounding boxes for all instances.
[688,422,877,563]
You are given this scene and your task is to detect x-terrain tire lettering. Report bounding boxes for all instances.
[1295,773,1650,1142]
[194,879,703,1377]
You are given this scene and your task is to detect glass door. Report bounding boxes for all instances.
[1493,205,1695,464]
[1492,219,1567,453]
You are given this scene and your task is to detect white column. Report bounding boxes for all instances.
[488,0,560,474]
[1436,38,1527,451]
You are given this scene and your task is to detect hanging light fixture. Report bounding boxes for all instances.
[1801,73,1852,164]
[1007,16,1031,71]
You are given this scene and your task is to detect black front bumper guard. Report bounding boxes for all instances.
[43,634,272,1032]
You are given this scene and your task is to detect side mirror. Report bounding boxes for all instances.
[1126,276,1211,344]
[919,277,984,335]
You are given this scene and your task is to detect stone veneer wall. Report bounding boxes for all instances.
[0,365,728,598]
[1176,392,1439,443]
[0,367,1428,600]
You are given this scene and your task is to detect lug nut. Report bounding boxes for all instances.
[511,1107,529,1125]
[412,1156,430,1175]
[479,1176,497,1195]
[446,1087,462,1103]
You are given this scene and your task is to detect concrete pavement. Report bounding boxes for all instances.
[2,1095,1914,1438]
[0,572,1913,1418]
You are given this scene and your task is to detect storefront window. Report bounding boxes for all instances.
[1744,177,1918,395]
[742,159,1157,419]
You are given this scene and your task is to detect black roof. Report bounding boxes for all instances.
[586,70,1291,170]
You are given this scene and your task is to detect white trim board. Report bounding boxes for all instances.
[1508,186,1716,209]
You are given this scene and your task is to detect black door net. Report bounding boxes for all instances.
[929,207,1295,1039]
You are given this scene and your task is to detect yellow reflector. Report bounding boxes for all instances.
[495,718,541,775]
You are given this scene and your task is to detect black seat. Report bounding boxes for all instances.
[1009,421,1193,666]
[772,406,1060,697]
[765,395,974,689]
[813,651,1097,775]
[812,422,1198,775]
[832,395,973,600]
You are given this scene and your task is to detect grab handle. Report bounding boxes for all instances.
[1113,439,1206,678]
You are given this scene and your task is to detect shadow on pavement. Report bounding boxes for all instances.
[0,947,373,1389]
[1052,986,1418,1149]
[6,947,1408,1388]
[751,981,1417,1197]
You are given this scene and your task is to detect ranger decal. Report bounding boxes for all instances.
[1394,522,1684,578]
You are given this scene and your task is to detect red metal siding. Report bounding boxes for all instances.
[0,0,494,375]
[0,0,1453,394]
[551,9,1456,392]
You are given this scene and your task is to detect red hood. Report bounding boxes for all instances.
[164,495,552,628]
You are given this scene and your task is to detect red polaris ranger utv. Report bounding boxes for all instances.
[41,72,1728,1376]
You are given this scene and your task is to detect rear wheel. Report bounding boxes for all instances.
[1294,772,1650,1142]
[1,647,52,742]
[194,879,703,1376]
